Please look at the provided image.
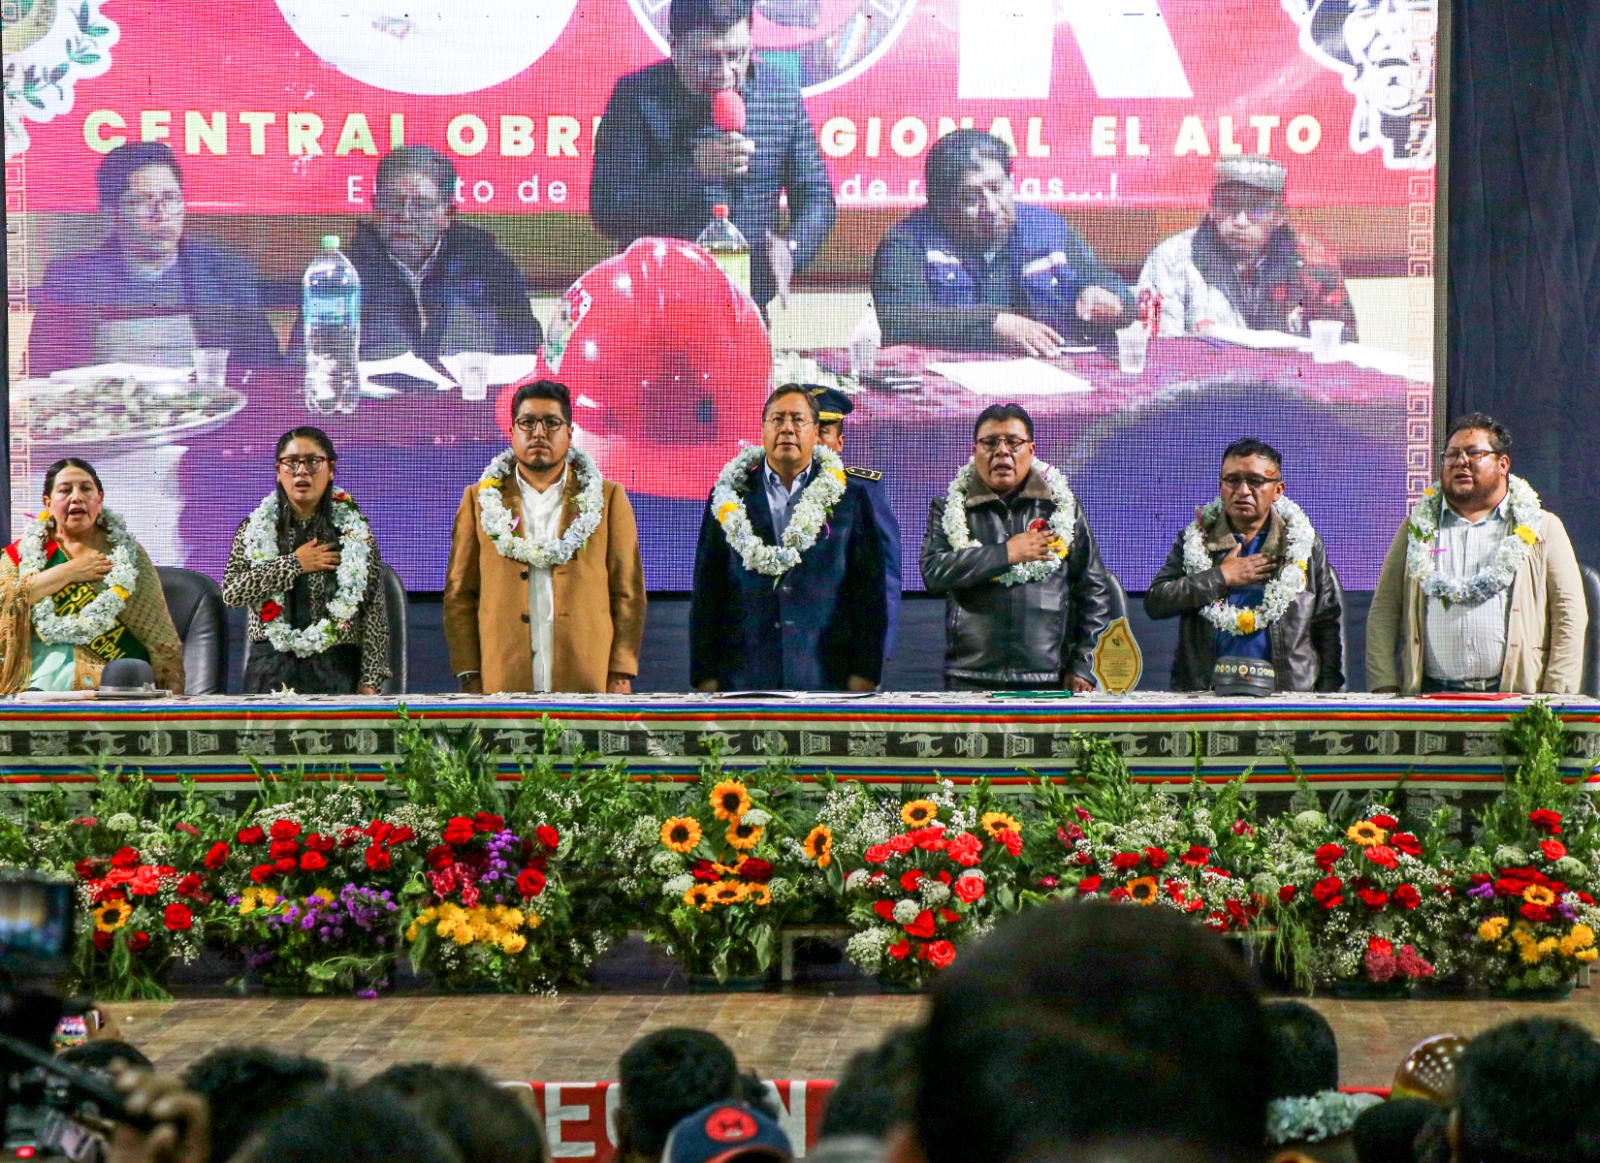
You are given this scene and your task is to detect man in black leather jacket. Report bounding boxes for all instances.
[1144,438,1344,692]
[920,404,1116,689]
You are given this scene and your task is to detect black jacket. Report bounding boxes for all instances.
[1144,507,1346,692]
[920,468,1115,687]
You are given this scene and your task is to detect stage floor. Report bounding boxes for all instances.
[97,986,1600,1089]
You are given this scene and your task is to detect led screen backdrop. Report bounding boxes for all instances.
[4,0,1438,592]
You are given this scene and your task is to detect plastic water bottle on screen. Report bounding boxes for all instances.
[303,234,361,415]
[697,204,751,299]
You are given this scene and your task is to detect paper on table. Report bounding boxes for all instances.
[440,352,541,388]
[358,352,456,391]
[1204,326,1311,351]
[46,362,191,383]
[928,358,1093,396]
[1205,326,1432,381]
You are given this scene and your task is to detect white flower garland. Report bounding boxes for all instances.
[1406,474,1542,607]
[19,507,139,645]
[1267,1091,1382,1144]
[477,448,604,567]
[712,446,846,577]
[1181,498,1315,636]
[941,459,1077,587]
[242,488,372,658]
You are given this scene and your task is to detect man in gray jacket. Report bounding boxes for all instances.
[1145,438,1345,692]
[920,403,1115,690]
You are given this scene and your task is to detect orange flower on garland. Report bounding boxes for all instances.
[709,780,752,821]
[726,820,763,850]
[1346,820,1386,847]
[1523,884,1558,907]
[901,799,938,828]
[980,811,1022,839]
[745,884,773,907]
[709,880,747,906]
[684,883,713,912]
[803,825,833,868]
[661,817,703,854]
[1126,877,1160,905]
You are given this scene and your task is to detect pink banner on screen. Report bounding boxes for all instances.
[11,0,1436,211]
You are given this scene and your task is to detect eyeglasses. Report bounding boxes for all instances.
[1220,473,1282,492]
[1442,447,1498,465]
[277,455,330,475]
[118,191,184,218]
[513,416,568,436]
[763,413,814,432]
[976,436,1032,455]
[377,195,449,217]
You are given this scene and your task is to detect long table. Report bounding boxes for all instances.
[0,694,1594,798]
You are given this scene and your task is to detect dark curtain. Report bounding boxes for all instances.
[1449,0,1600,561]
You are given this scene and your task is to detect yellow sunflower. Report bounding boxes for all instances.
[901,799,939,827]
[745,884,773,907]
[661,816,703,854]
[709,880,747,907]
[803,825,833,868]
[710,779,752,821]
[1346,820,1386,847]
[1126,876,1160,905]
[1522,884,1557,907]
[93,900,131,933]
[684,884,713,912]
[980,811,1021,839]
[726,820,763,850]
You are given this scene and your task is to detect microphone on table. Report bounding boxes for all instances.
[712,88,747,134]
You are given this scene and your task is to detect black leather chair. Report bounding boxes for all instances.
[239,562,408,694]
[155,567,228,695]
[1580,564,1600,697]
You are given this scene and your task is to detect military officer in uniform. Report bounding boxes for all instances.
[809,385,902,658]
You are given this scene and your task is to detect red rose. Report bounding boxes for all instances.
[175,821,200,836]
[249,863,274,884]
[900,869,925,892]
[74,816,98,828]
[1370,813,1398,830]
[203,842,229,870]
[1144,847,1169,869]
[176,873,203,897]
[517,867,547,897]
[1112,852,1142,871]
[1394,884,1422,909]
[298,833,332,854]
[998,829,1022,857]
[388,826,415,845]
[237,825,266,845]
[1521,902,1553,923]
[945,832,984,867]
[739,858,774,883]
[1179,845,1211,867]
[127,931,150,954]
[1529,809,1563,834]
[952,875,985,903]
[269,820,301,841]
[886,835,915,855]
[340,827,363,848]
[1231,819,1256,838]
[163,903,193,931]
[1314,843,1346,870]
[92,931,112,953]
[425,845,454,870]
[268,839,299,860]
[1542,840,1568,861]
[272,857,297,875]
[1038,875,1059,889]
[260,600,283,623]
[938,907,961,924]
[888,941,910,961]
[1109,887,1131,902]
[364,846,391,872]
[1278,885,1297,904]
[1075,806,1092,822]
[1074,851,1093,865]
[300,851,327,872]
[690,860,720,883]
[925,940,957,969]
[536,825,560,851]
[905,909,937,938]
[1312,876,1344,909]
[474,813,505,834]
[74,859,97,880]
[1579,892,1597,906]
[1367,935,1394,957]
[1364,845,1399,870]
[863,844,892,865]
[443,817,477,845]
[110,847,139,870]
[1357,887,1389,911]
[1077,876,1103,894]
[873,900,896,921]
[1391,832,1423,857]
[366,820,394,844]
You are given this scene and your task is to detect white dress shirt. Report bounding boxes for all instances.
[1423,496,1512,682]
[516,466,567,693]
[763,458,814,539]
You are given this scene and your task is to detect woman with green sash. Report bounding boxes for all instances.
[0,458,185,693]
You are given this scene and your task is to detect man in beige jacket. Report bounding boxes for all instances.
[444,379,646,694]
[1368,413,1586,695]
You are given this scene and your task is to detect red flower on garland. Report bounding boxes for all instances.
[1393,884,1422,909]
[442,817,476,846]
[517,867,547,898]
[74,859,98,880]
[163,903,193,931]
[690,860,720,883]
[1521,902,1553,923]
[268,839,299,860]
[260,600,283,623]
[885,835,915,855]
[997,829,1022,857]
[904,910,937,939]
[175,873,203,898]
[536,825,560,851]
[204,842,230,870]
[925,940,956,969]
[1391,833,1423,857]
[236,825,266,845]
[272,857,297,875]
[175,822,200,837]
[1364,845,1399,870]
[366,820,394,844]
[249,864,274,884]
[93,931,113,953]
[388,826,415,845]
[270,820,301,842]
[1529,809,1563,834]
[364,845,391,872]
[1314,843,1346,870]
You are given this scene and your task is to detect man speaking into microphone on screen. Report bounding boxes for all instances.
[590,0,838,309]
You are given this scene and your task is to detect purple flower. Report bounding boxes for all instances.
[1468,883,1495,899]
[355,989,378,1000]
[301,914,318,931]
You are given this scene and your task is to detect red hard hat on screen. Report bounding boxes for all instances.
[499,236,773,499]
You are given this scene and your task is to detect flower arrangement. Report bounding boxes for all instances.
[226,883,400,996]
[72,844,207,1000]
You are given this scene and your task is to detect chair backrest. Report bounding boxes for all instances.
[155,567,228,695]
[239,562,408,694]
[1326,560,1349,691]
[1581,565,1600,698]
[1104,568,1129,624]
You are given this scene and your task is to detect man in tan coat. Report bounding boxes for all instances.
[444,380,646,693]
[1368,413,1586,695]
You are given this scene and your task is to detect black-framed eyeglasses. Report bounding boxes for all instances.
[377,194,449,217]
[1220,473,1282,491]
[976,436,1031,455]
[513,416,568,436]
[118,191,184,218]
[1442,447,1498,465]
[277,455,330,475]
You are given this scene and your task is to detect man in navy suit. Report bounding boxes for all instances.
[590,0,837,308]
[690,385,889,691]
